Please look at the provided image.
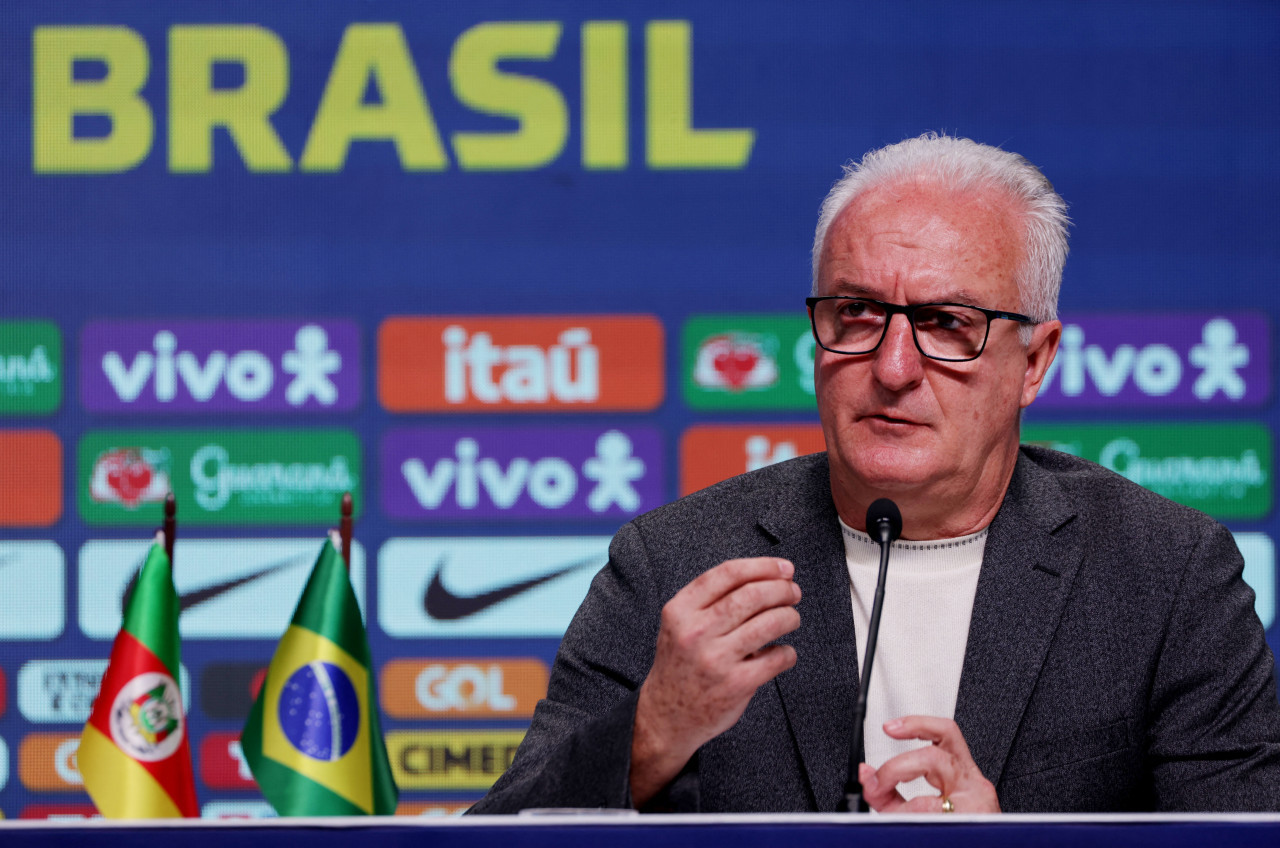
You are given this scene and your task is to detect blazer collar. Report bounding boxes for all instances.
[953,448,1084,786]
[758,454,861,810]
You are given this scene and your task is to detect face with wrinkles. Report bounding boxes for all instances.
[813,180,1060,537]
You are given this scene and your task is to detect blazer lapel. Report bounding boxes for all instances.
[759,457,861,810]
[953,452,1085,786]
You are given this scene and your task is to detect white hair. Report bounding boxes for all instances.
[810,133,1070,336]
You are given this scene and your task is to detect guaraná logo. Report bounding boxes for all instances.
[0,321,61,414]
[79,430,362,525]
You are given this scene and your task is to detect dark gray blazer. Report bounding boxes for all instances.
[471,446,1280,813]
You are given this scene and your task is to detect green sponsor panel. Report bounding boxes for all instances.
[1022,422,1271,520]
[682,314,817,410]
[78,429,361,526]
[0,321,61,414]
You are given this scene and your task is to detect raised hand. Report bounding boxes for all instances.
[629,557,802,807]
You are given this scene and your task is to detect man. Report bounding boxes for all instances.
[470,133,1280,814]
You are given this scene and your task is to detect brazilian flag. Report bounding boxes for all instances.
[241,536,397,815]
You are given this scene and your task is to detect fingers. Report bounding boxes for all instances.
[882,715,969,752]
[680,557,795,611]
[868,745,958,798]
[858,763,906,812]
[860,717,1002,814]
[731,604,802,656]
[664,558,801,648]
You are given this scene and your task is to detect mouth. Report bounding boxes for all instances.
[861,413,924,428]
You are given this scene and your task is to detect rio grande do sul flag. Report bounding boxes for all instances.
[241,534,397,815]
[79,533,198,818]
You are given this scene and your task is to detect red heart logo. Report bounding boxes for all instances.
[125,462,152,496]
[713,346,759,388]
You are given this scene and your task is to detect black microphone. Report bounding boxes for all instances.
[841,498,902,812]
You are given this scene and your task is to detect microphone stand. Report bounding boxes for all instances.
[841,499,900,812]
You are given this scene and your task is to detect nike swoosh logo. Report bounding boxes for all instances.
[423,554,602,621]
[122,552,312,616]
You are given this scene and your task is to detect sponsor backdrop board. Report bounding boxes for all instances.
[0,0,1277,819]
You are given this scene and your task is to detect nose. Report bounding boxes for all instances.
[871,313,925,392]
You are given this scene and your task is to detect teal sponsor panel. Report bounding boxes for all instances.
[682,315,816,410]
[0,542,65,639]
[1237,533,1276,630]
[1022,422,1271,520]
[378,537,610,638]
[77,429,361,525]
[78,539,367,639]
[16,659,190,723]
[0,321,61,414]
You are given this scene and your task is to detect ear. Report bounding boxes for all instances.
[1020,320,1061,408]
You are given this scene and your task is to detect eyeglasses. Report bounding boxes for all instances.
[805,296,1035,362]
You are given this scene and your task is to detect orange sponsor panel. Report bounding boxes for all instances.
[378,316,664,412]
[19,733,82,791]
[680,424,825,496]
[381,658,549,719]
[0,430,62,526]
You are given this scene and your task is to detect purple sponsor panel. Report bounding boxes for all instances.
[80,319,361,412]
[381,426,665,520]
[1034,313,1269,408]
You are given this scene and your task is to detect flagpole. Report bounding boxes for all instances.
[163,492,176,562]
[339,491,352,569]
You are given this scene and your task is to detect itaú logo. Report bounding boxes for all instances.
[443,326,597,404]
[378,316,663,412]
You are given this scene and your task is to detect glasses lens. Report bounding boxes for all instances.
[812,298,888,353]
[912,305,987,360]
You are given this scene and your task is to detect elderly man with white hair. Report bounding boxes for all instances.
[471,133,1280,814]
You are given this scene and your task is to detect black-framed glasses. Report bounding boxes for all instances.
[805,296,1035,362]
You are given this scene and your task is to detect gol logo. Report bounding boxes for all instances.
[681,424,825,496]
[19,733,82,791]
[0,431,62,526]
[381,659,548,719]
[397,801,477,816]
[378,316,663,411]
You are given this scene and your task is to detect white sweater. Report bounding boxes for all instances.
[840,519,986,800]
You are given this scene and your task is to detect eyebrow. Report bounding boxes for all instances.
[826,280,989,306]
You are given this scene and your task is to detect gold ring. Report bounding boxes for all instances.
[941,797,955,813]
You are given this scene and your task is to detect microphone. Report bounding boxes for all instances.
[841,498,902,812]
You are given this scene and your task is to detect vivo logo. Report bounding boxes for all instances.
[81,320,360,412]
[382,427,662,519]
[1036,314,1269,408]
